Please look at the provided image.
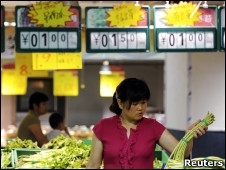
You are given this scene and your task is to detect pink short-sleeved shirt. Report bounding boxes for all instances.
[93,115,165,169]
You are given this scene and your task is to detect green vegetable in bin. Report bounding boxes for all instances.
[1,150,12,168]
[15,135,91,169]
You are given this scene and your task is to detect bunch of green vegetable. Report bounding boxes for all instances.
[1,137,40,169]
[1,150,12,169]
[154,157,164,169]
[15,135,91,169]
[5,137,40,151]
[165,112,215,169]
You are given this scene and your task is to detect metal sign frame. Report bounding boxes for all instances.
[15,5,81,53]
[154,5,218,52]
[85,6,150,53]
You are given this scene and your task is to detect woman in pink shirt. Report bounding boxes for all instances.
[86,78,207,169]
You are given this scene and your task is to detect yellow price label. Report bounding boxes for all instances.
[106,2,145,27]
[53,70,79,96]
[163,1,201,26]
[27,1,73,27]
[56,52,82,69]
[1,69,27,95]
[100,71,125,97]
[32,53,56,70]
[16,53,49,77]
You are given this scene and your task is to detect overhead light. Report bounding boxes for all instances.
[99,60,112,75]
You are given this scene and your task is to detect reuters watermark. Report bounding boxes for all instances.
[184,159,224,168]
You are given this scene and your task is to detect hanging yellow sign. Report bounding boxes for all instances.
[27,1,73,27]
[1,69,27,95]
[32,52,82,70]
[163,1,201,26]
[53,70,79,96]
[106,2,145,27]
[15,53,49,77]
[100,66,125,97]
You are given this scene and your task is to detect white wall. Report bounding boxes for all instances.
[191,52,225,131]
[165,52,225,131]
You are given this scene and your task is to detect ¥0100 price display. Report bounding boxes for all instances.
[15,6,81,52]
[156,28,217,52]
[19,30,78,50]
[88,30,147,51]
[16,28,80,52]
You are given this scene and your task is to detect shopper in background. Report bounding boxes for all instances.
[17,92,49,147]
[46,112,71,141]
[86,78,208,169]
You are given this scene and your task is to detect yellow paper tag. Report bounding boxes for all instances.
[16,53,49,77]
[106,2,144,27]
[27,1,73,27]
[53,70,79,96]
[1,69,27,95]
[56,53,82,69]
[32,52,82,70]
[32,53,56,70]
[100,70,125,97]
[163,1,201,27]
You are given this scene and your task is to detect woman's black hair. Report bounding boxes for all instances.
[29,92,49,110]
[109,78,151,115]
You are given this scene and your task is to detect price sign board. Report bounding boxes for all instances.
[154,4,218,52]
[53,70,79,96]
[15,2,81,52]
[85,3,150,53]
[1,5,5,52]
[218,6,225,52]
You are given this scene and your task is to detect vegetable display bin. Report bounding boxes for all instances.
[12,148,49,169]
[155,150,169,163]
[1,149,14,169]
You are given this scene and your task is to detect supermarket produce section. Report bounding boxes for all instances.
[1,135,169,169]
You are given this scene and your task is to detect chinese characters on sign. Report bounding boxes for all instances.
[154,2,218,52]
[85,2,150,53]
[16,2,81,52]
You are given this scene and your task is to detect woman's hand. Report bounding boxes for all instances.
[186,120,208,138]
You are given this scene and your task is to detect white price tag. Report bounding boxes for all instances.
[68,32,77,49]
[157,30,215,50]
[100,32,109,49]
[39,32,49,49]
[186,32,195,48]
[19,31,78,50]
[176,32,186,48]
[90,32,100,49]
[128,32,137,49]
[137,32,146,49]
[118,32,127,49]
[195,32,205,48]
[109,32,118,49]
[158,32,168,49]
[49,32,58,49]
[58,32,67,49]
[205,32,214,48]
[90,31,147,50]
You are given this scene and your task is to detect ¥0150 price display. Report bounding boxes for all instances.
[156,28,216,51]
[85,6,150,53]
[88,30,147,51]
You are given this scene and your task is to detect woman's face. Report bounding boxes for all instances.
[121,100,148,121]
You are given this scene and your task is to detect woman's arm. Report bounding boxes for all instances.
[158,120,207,158]
[86,133,103,169]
